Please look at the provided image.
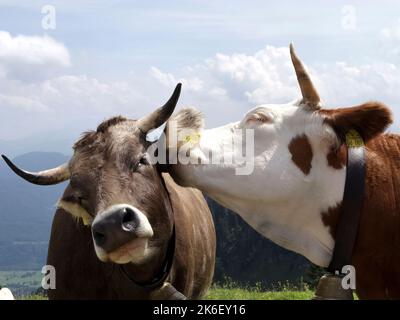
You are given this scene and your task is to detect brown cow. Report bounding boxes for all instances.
[2,84,216,299]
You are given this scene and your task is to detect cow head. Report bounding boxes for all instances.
[2,84,181,265]
[163,45,393,266]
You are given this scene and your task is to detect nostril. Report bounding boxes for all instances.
[121,207,137,232]
[94,231,106,244]
[92,226,107,246]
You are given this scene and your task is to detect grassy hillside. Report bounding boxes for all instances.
[20,288,315,300]
[205,283,314,300]
[0,271,42,296]
[4,271,315,300]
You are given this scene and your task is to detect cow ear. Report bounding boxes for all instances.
[322,102,393,142]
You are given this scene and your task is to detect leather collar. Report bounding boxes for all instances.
[328,129,366,273]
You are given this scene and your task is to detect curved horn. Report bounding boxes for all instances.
[137,83,182,133]
[1,155,70,185]
[289,43,321,109]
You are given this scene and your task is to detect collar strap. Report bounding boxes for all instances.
[120,225,176,290]
[327,129,366,273]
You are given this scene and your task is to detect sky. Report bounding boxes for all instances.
[0,0,400,155]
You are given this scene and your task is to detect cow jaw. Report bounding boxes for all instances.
[108,238,150,264]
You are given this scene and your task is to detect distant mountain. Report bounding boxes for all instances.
[0,131,75,158]
[0,151,311,288]
[0,152,69,270]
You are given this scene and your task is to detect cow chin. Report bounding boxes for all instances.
[94,238,155,264]
[109,238,151,264]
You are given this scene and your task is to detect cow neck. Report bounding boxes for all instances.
[119,225,176,290]
[327,129,366,273]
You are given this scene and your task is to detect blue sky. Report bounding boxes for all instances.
[0,1,400,155]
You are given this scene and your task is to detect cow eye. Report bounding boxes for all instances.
[139,155,149,166]
[134,154,149,171]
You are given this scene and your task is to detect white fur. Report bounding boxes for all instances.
[171,101,346,267]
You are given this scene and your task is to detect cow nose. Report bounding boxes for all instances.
[121,207,137,232]
[92,226,107,247]
[92,206,140,253]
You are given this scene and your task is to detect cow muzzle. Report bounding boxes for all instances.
[91,204,154,264]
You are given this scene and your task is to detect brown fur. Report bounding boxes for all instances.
[47,117,216,299]
[321,101,399,299]
[288,134,313,175]
[320,102,393,142]
[327,144,347,170]
[96,116,127,133]
[351,134,400,299]
[321,203,342,239]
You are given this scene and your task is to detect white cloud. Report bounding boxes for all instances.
[0,73,154,139]
[381,19,400,42]
[379,19,400,58]
[150,45,400,130]
[208,46,298,103]
[0,93,50,112]
[0,31,70,82]
[150,66,203,92]
[1,31,399,142]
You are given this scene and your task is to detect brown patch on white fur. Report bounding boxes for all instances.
[327,144,347,170]
[288,134,313,175]
[321,202,342,238]
[57,200,92,225]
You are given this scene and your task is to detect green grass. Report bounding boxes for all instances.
[19,294,47,300]
[205,286,314,300]
[19,284,359,300]
[6,272,314,300]
[20,290,313,300]
[20,289,314,300]
[3,271,356,300]
[12,278,316,300]
[205,279,314,300]
[0,271,42,297]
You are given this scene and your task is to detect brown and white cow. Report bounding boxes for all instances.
[2,85,216,300]
[164,45,399,299]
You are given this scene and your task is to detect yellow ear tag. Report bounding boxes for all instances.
[82,216,90,226]
[345,129,364,148]
[183,133,201,145]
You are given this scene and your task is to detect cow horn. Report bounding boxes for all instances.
[1,155,70,185]
[289,43,321,109]
[137,83,182,134]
